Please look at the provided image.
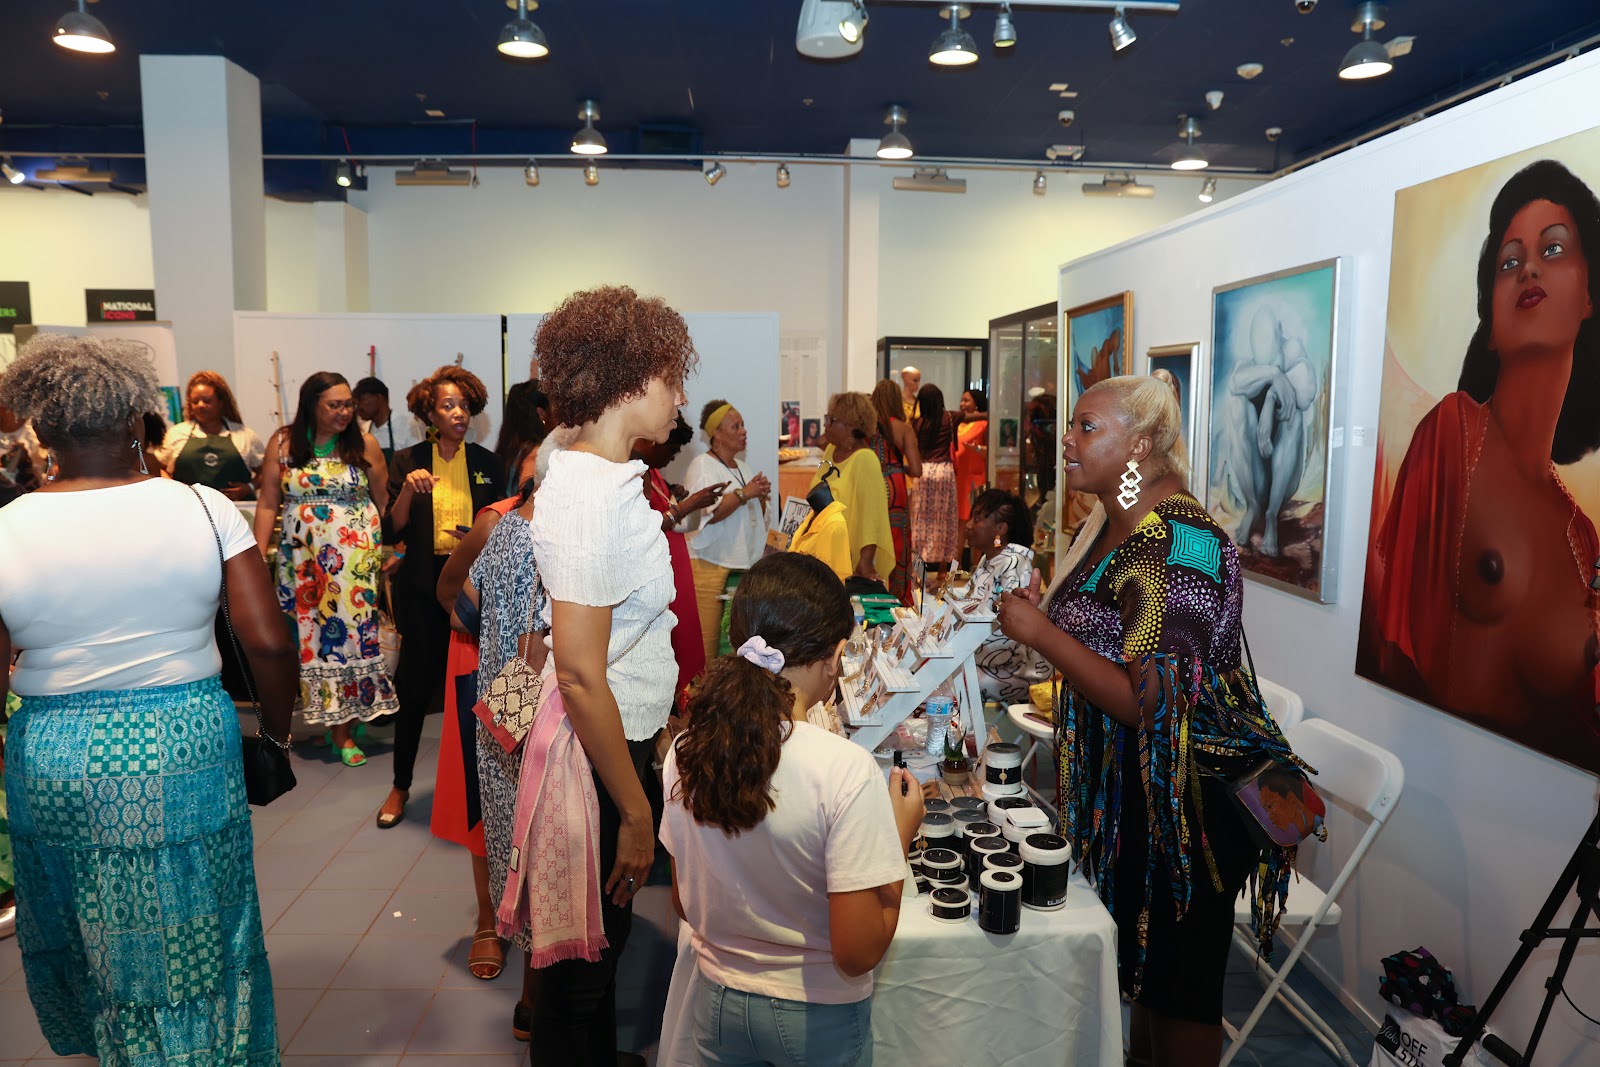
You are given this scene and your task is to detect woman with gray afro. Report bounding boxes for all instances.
[0,333,296,1064]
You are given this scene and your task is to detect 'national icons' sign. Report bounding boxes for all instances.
[86,288,157,323]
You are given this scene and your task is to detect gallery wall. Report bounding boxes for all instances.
[1058,51,1600,1061]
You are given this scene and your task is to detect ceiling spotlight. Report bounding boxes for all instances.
[704,162,726,185]
[2,159,24,185]
[1108,7,1136,52]
[1340,2,1393,80]
[53,0,115,53]
[571,100,607,156]
[1171,115,1207,171]
[1205,90,1224,111]
[994,4,1016,48]
[930,4,978,66]
[797,0,865,58]
[839,0,869,44]
[334,161,353,188]
[584,163,599,186]
[1198,177,1217,203]
[1082,174,1154,198]
[524,162,540,186]
[878,105,914,160]
[497,0,548,58]
[776,163,791,188]
[1033,171,1046,196]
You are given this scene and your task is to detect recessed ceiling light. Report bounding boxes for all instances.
[930,4,978,66]
[1048,83,1069,93]
[53,0,115,53]
[497,0,549,58]
[1171,115,1207,171]
[877,105,914,160]
[571,99,607,156]
[1108,7,1136,52]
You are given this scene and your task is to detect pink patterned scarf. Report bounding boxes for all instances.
[496,679,607,966]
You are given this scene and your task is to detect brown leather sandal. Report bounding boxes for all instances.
[468,928,504,980]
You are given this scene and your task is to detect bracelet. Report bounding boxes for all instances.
[735,487,745,503]
[257,727,293,751]
[392,550,406,560]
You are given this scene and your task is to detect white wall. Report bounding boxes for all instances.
[264,199,318,312]
[1058,55,1600,1064]
[0,186,154,329]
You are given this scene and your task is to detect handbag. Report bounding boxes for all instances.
[473,600,666,755]
[191,486,298,806]
[377,573,402,678]
[1223,628,1326,850]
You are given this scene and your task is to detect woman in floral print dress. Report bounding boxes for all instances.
[255,372,399,764]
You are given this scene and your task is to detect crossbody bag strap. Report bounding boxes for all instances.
[189,485,284,748]
[607,603,668,667]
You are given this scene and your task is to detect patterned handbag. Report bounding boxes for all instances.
[474,603,666,754]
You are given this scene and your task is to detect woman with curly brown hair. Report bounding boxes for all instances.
[377,365,503,832]
[507,285,695,1066]
[662,553,924,1066]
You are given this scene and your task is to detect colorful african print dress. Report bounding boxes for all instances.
[871,430,914,605]
[1045,493,1311,1011]
[275,457,399,726]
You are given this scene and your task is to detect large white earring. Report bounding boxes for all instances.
[1117,459,1142,510]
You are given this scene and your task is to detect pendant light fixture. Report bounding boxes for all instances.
[584,163,600,186]
[776,163,791,188]
[929,4,978,67]
[877,106,914,160]
[1108,7,1136,53]
[993,4,1017,48]
[1170,115,1207,171]
[570,100,607,156]
[1033,171,1047,196]
[1339,2,1393,80]
[1198,177,1217,202]
[2,159,24,185]
[53,0,115,54]
[497,0,549,58]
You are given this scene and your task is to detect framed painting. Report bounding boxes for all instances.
[1205,259,1342,603]
[1143,342,1203,486]
[1064,292,1133,407]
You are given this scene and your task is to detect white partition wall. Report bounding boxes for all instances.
[505,312,781,493]
[232,312,504,445]
[1056,52,1600,1059]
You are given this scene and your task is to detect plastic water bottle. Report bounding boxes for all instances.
[924,696,954,757]
[850,595,866,632]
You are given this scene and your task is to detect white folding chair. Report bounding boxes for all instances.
[1005,703,1056,813]
[1221,719,1405,1067]
[1255,676,1306,730]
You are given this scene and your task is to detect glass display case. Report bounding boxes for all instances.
[987,303,1058,519]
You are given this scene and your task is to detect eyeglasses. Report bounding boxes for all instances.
[323,400,356,413]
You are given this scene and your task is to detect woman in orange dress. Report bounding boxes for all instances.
[955,388,990,523]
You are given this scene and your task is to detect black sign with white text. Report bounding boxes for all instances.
[0,281,31,334]
[86,288,157,323]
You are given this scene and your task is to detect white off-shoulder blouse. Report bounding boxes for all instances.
[529,448,678,741]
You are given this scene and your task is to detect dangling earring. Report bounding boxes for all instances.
[44,451,58,483]
[132,434,149,476]
[1117,459,1142,510]
[993,533,1004,549]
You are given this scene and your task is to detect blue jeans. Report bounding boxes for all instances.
[693,972,874,1067]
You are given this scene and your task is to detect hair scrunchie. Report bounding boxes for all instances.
[736,636,785,674]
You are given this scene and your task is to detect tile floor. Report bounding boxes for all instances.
[0,715,1376,1066]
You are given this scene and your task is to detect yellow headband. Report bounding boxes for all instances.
[703,403,733,437]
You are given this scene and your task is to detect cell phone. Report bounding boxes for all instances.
[893,749,907,794]
[454,524,471,533]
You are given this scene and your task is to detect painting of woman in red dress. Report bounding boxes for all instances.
[1359,159,1600,772]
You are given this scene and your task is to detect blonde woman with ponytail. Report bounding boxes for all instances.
[662,553,924,1067]
[999,376,1311,1067]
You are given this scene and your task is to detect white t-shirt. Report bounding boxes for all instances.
[529,449,677,742]
[685,452,767,570]
[0,479,258,695]
[161,419,267,473]
[660,721,907,1004]
[359,414,422,455]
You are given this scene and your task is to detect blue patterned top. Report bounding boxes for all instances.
[471,510,549,685]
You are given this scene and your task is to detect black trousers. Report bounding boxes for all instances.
[392,554,452,793]
[527,735,663,1066]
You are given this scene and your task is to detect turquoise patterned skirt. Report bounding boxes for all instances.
[3,677,278,1066]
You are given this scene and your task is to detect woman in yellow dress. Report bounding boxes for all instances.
[810,392,893,586]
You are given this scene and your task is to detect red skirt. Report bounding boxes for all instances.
[431,630,486,856]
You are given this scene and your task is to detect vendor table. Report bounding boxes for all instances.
[655,870,1122,1067]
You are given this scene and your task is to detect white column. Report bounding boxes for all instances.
[842,138,881,393]
[313,201,370,312]
[140,55,265,382]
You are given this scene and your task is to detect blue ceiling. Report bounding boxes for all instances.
[0,0,1597,198]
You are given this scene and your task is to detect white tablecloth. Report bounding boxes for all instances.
[655,871,1122,1067]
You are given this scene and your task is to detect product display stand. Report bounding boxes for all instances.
[839,598,995,756]
[1442,804,1600,1067]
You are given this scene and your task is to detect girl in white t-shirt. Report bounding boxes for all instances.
[662,553,924,1067]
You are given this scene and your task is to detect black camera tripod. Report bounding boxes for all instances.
[1442,806,1600,1067]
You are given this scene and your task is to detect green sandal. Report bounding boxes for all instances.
[338,744,366,767]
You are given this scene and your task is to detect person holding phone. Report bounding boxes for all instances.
[377,365,503,830]
[686,400,772,663]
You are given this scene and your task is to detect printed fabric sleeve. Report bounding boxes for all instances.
[823,751,908,894]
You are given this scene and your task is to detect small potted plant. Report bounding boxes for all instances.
[941,722,971,785]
